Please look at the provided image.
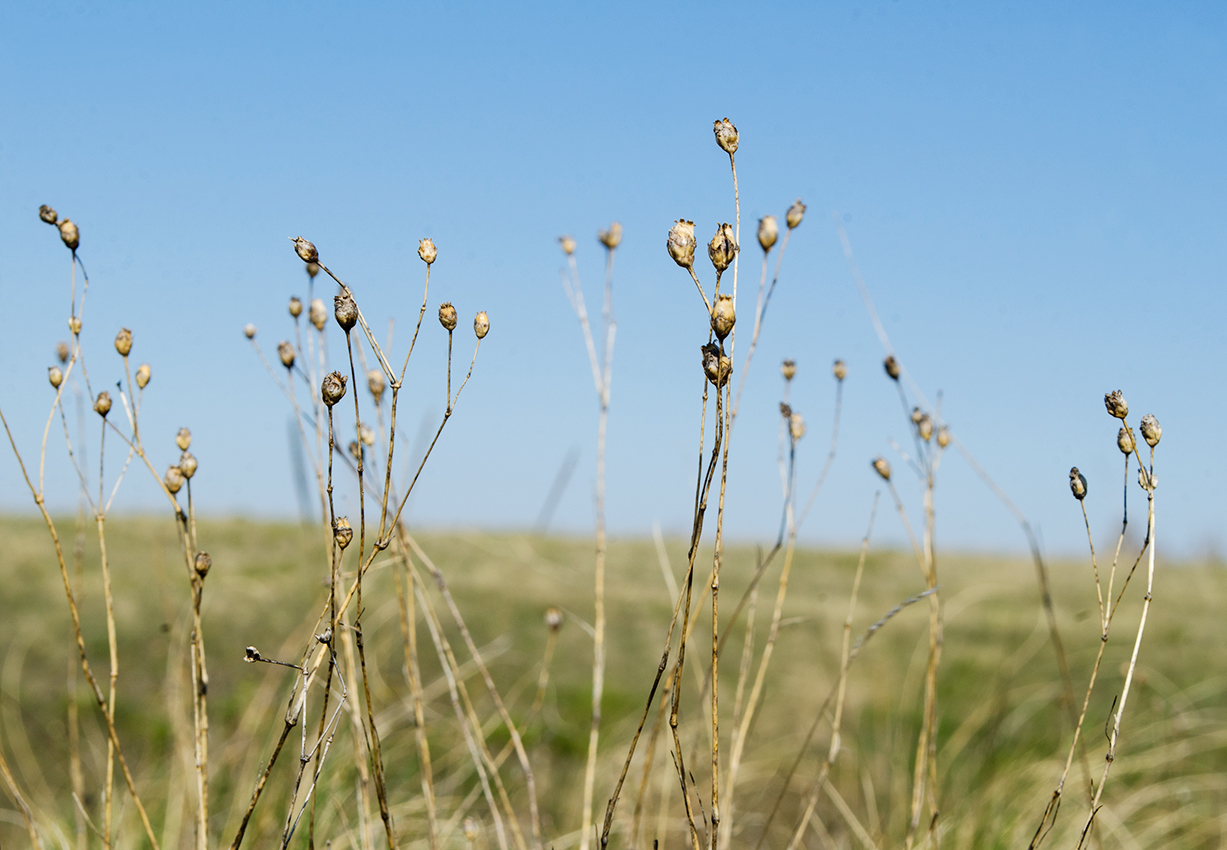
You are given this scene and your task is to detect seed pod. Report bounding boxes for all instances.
[367,368,386,402]
[309,298,327,331]
[781,359,796,381]
[278,341,295,369]
[244,324,257,339]
[114,328,133,357]
[321,371,348,407]
[56,341,70,363]
[359,423,375,446]
[700,343,730,387]
[291,236,318,264]
[334,292,358,332]
[59,219,80,251]
[1116,426,1134,455]
[463,817,480,843]
[872,456,891,481]
[176,427,192,451]
[667,219,696,269]
[833,359,847,381]
[474,311,490,340]
[544,607,563,630]
[559,235,576,256]
[789,413,806,442]
[418,237,437,265]
[936,426,950,448]
[39,205,58,225]
[598,222,623,249]
[911,406,924,425]
[757,216,778,252]
[49,366,63,388]
[289,296,303,318]
[713,117,739,154]
[1138,467,1157,491]
[779,402,792,419]
[68,316,82,335]
[786,199,806,229]
[1104,390,1128,420]
[1139,414,1161,447]
[93,391,111,417]
[179,452,198,479]
[194,552,211,578]
[135,363,151,388]
[438,302,458,331]
[244,646,262,662]
[165,465,184,494]
[917,414,933,442]
[883,355,900,381]
[1069,467,1087,501]
[306,261,320,279]
[348,440,362,461]
[334,516,354,549]
[315,629,332,645]
[708,223,737,273]
[711,294,735,340]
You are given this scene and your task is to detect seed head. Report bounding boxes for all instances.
[713,117,739,154]
[334,516,354,549]
[1138,467,1157,491]
[781,359,796,381]
[786,199,806,229]
[936,426,950,448]
[291,236,318,264]
[56,341,70,363]
[309,298,327,331]
[474,310,490,340]
[463,818,480,843]
[833,359,847,381]
[114,328,133,357]
[176,428,192,450]
[418,237,437,265]
[708,223,738,273]
[322,371,348,407]
[93,391,111,417]
[348,440,362,461]
[68,316,82,335]
[872,456,891,481]
[917,414,933,442]
[334,292,358,332]
[289,296,303,318]
[598,222,623,249]
[780,402,792,419]
[244,323,257,339]
[179,451,198,479]
[1069,467,1087,501]
[243,646,262,663]
[165,465,184,494]
[39,205,58,225]
[883,355,900,381]
[757,216,778,252]
[367,369,386,402]
[49,366,63,388]
[135,363,151,388]
[194,552,211,578]
[306,261,320,279]
[59,219,79,251]
[315,629,332,644]
[667,220,696,269]
[359,423,375,446]
[789,413,806,442]
[1117,426,1134,455]
[438,302,458,331]
[559,235,576,256]
[544,607,563,630]
[1139,414,1161,447]
[278,341,296,369]
[711,294,735,340]
[911,406,924,425]
[1104,390,1128,420]
[700,343,730,387]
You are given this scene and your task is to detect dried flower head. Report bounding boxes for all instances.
[1104,390,1128,420]
[68,316,81,335]
[359,423,375,446]
[93,391,111,417]
[56,341,70,363]
[334,292,358,332]
[872,456,891,481]
[559,235,576,256]
[322,371,348,407]
[700,343,730,387]
[474,310,490,340]
[598,222,623,249]
[334,516,354,549]
[667,219,696,269]
[917,414,933,442]
[306,261,320,279]
[114,328,133,357]
[711,294,735,340]
[544,607,563,630]
[367,369,386,402]
[48,366,63,388]
[1138,467,1157,491]
[309,298,327,331]
[176,427,192,451]
[59,219,79,251]
[438,302,458,331]
[244,323,257,339]
[291,236,318,264]
[713,117,739,154]
[1069,467,1087,501]
[833,359,847,381]
[708,223,738,273]
[781,359,797,381]
[936,426,950,448]
[790,412,806,442]
[1117,426,1134,455]
[418,237,437,265]
[289,296,303,318]
[179,451,198,479]
[786,199,806,229]
[278,341,296,369]
[39,205,58,225]
[883,355,900,381]
[194,552,211,578]
[757,215,778,252]
[135,363,151,388]
[165,465,185,494]
[1139,414,1161,447]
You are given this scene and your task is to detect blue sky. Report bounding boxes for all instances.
[1,1,1223,559]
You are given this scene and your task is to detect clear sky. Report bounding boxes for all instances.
[1,1,1223,560]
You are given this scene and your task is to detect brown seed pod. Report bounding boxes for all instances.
[936,426,950,448]
[559,235,576,256]
[179,452,198,479]
[418,237,437,265]
[194,552,211,578]
[114,328,133,357]
[789,413,806,442]
[667,220,696,269]
[56,341,70,363]
[438,302,458,331]
[711,294,735,341]
[68,316,82,335]
[291,236,318,264]
[359,423,375,446]
[781,359,796,381]
[135,363,151,388]
[322,371,348,407]
[911,406,924,425]
[1117,426,1134,455]
[474,311,490,340]
[758,216,778,252]
[872,456,891,481]
[289,296,303,318]
[917,414,933,442]
[708,223,737,273]
[277,341,295,369]
[1069,467,1087,501]
[309,298,327,331]
[1104,390,1128,420]
[334,292,358,332]
[39,205,58,225]
[786,199,806,229]
[93,391,112,417]
[713,117,739,154]
[700,343,731,387]
[59,219,79,251]
[1138,467,1157,491]
[833,359,847,381]
[334,516,354,549]
[544,607,563,630]
[165,465,185,494]
[244,323,257,339]
[176,427,192,451]
[48,366,64,388]
[306,261,320,278]
[367,368,386,402]
[598,222,623,249]
[348,440,362,461]
[883,355,900,381]
[1139,414,1161,447]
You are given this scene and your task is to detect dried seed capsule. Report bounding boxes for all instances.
[348,440,362,461]
[708,223,737,273]
[833,359,847,381]
[418,237,437,265]
[474,310,490,339]
[713,117,739,154]
[667,219,696,269]
[165,465,184,494]
[1138,467,1157,490]
[135,363,151,388]
[883,355,900,381]
[334,516,354,549]
[194,552,211,578]
[438,302,458,331]
[359,423,375,446]
[598,222,623,249]
[179,452,197,478]
[781,359,796,381]
[321,371,348,407]
[114,328,133,357]
[93,391,111,417]
[700,343,730,387]
[463,817,480,843]
[291,236,318,264]
[68,316,81,335]
[244,323,257,339]
[711,294,735,340]
[367,369,386,402]
[306,261,320,279]
[789,413,806,442]
[244,646,262,662]
[1104,390,1128,420]
[911,406,924,425]
[559,235,576,256]
[786,199,806,229]
[309,298,327,331]
[39,205,58,225]
[779,402,792,418]
[1069,467,1087,501]
[334,292,358,332]
[56,341,70,363]
[544,607,563,630]
[872,456,891,481]
[278,341,295,369]
[936,426,950,448]
[176,427,192,451]
[1117,426,1134,455]
[48,366,63,388]
[917,414,933,442]
[289,296,303,318]
[1139,414,1161,447]
[59,219,79,251]
[757,216,779,252]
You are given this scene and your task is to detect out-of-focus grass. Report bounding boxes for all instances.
[0,515,1224,848]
